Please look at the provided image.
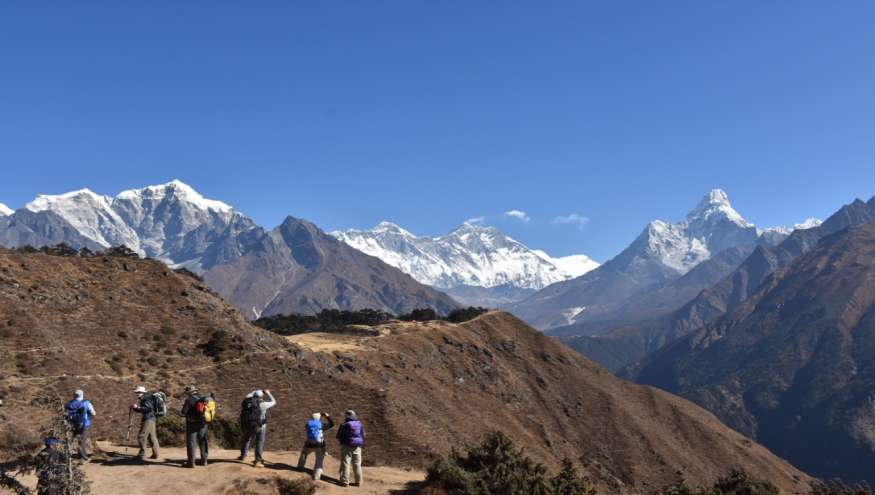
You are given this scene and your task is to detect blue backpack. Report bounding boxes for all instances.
[306,419,323,444]
[65,400,89,430]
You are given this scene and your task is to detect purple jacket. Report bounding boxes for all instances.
[337,419,365,447]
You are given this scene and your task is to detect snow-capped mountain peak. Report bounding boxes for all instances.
[26,188,111,212]
[13,181,247,271]
[794,217,823,230]
[116,179,232,213]
[370,220,415,237]
[687,188,751,227]
[0,203,12,216]
[24,188,141,249]
[631,190,761,275]
[333,221,599,295]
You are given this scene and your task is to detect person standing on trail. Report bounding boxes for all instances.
[336,409,365,487]
[180,385,209,468]
[238,389,276,467]
[130,385,160,461]
[296,411,334,481]
[64,389,96,460]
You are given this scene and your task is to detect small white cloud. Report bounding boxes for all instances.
[503,210,530,223]
[465,216,486,224]
[552,213,590,230]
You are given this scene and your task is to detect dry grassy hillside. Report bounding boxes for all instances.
[0,249,810,493]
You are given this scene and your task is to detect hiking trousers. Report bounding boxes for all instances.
[137,418,159,458]
[240,424,266,460]
[185,422,208,465]
[296,443,326,480]
[339,445,363,486]
[72,427,91,459]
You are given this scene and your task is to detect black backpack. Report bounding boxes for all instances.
[240,396,264,428]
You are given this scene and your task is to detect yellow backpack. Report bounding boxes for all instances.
[196,396,217,423]
[204,397,217,423]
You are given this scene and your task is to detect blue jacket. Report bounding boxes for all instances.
[65,399,95,428]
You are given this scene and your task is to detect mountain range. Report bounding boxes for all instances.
[0,180,455,318]
[627,221,875,484]
[573,195,875,372]
[332,220,598,306]
[511,190,805,331]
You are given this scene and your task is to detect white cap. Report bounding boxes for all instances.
[133,386,147,394]
[74,390,84,400]
[312,412,321,421]
[254,390,264,398]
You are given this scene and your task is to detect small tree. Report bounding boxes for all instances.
[551,458,597,495]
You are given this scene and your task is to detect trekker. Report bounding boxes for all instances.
[129,385,161,461]
[64,389,96,460]
[336,410,365,487]
[35,437,68,495]
[238,389,276,466]
[296,412,334,481]
[180,385,209,467]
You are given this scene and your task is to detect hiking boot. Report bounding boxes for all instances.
[237,455,246,461]
[252,459,261,467]
[183,462,195,468]
[149,454,159,460]
[199,459,208,467]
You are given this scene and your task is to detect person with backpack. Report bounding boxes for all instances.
[336,410,365,487]
[238,389,276,466]
[129,385,163,461]
[64,389,96,460]
[179,385,212,468]
[296,412,334,481]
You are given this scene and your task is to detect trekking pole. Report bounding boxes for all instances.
[124,408,133,455]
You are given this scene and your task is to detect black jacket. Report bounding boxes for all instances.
[133,394,156,420]
[181,395,204,425]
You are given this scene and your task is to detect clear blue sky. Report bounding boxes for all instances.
[2,2,874,261]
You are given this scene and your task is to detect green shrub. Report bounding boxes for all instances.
[656,470,784,495]
[227,476,316,495]
[445,307,489,323]
[155,414,242,449]
[155,415,186,447]
[211,416,243,449]
[810,480,872,495]
[551,458,597,495]
[423,431,591,495]
[399,308,440,322]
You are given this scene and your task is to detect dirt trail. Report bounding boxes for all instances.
[18,443,423,495]
[286,332,376,353]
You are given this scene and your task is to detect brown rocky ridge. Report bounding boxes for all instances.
[0,248,810,493]
[631,222,875,485]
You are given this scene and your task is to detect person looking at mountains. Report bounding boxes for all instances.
[64,389,96,460]
[296,411,334,481]
[238,389,276,467]
[180,385,212,468]
[337,409,365,487]
[129,385,163,461]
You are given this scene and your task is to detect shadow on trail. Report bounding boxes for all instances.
[266,461,343,486]
[389,481,426,495]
